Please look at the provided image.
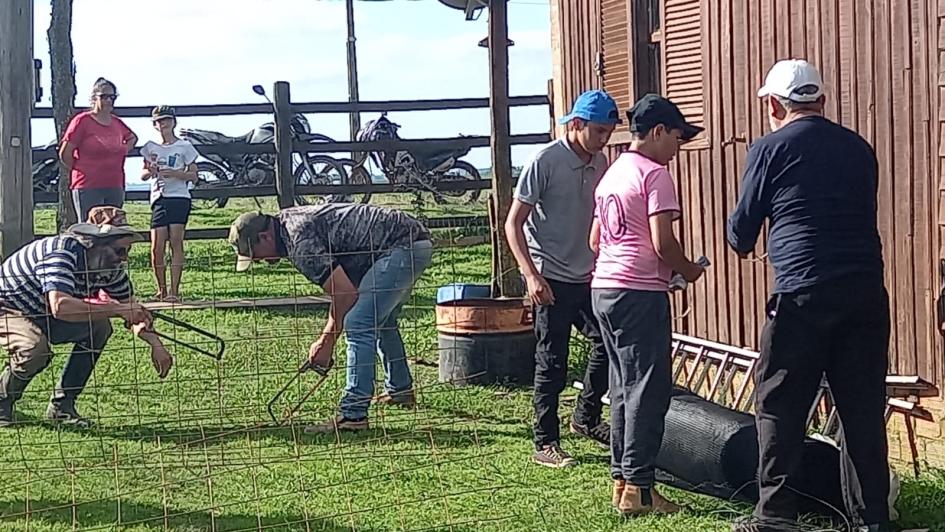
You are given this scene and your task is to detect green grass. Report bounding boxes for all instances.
[1,202,942,531]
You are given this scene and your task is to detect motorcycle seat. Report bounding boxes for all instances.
[181,128,248,145]
[411,145,470,172]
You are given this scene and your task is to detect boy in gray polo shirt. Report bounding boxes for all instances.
[505,90,619,467]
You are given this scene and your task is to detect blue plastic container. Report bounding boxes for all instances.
[436,283,491,305]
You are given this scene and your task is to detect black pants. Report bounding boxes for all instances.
[533,279,609,448]
[754,275,890,526]
[592,288,672,487]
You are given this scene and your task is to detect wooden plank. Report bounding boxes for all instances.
[732,0,750,346]
[909,0,934,382]
[932,0,944,386]
[273,81,294,209]
[872,0,898,373]
[837,0,856,127]
[32,132,553,165]
[142,295,330,312]
[488,0,521,298]
[820,0,839,121]
[891,0,916,375]
[34,215,490,241]
[742,0,761,346]
[717,0,735,344]
[35,177,496,205]
[0,0,35,257]
[30,95,551,119]
[704,0,721,342]
[790,0,805,56]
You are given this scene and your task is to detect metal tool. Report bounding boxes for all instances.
[151,311,226,360]
[267,360,332,425]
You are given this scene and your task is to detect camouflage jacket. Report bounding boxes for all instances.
[276,204,431,285]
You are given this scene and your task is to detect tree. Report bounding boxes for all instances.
[47,0,77,230]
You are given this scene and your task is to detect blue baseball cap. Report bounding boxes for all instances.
[558,90,622,125]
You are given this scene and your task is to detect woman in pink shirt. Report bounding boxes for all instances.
[59,78,137,222]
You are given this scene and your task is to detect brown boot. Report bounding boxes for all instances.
[616,485,655,517]
[650,487,682,514]
[612,479,626,507]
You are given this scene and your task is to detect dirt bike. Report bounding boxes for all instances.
[181,86,361,208]
[351,112,482,205]
[32,140,61,197]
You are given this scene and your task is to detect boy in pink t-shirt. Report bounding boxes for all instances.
[590,94,705,517]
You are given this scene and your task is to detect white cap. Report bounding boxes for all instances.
[757,59,824,103]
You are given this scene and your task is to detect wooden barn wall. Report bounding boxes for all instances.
[550,0,602,133]
[554,0,942,385]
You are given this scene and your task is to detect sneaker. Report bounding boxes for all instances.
[303,416,369,434]
[612,479,626,507]
[46,402,93,429]
[570,418,610,448]
[532,443,576,468]
[374,389,416,409]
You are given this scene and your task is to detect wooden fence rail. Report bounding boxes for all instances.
[35,215,488,240]
[31,133,551,163]
[34,177,497,204]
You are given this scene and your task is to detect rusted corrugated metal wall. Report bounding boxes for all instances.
[552,0,942,384]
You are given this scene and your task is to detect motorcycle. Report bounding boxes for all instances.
[32,140,61,196]
[181,86,356,208]
[354,113,482,205]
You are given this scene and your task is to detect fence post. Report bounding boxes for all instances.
[0,1,35,256]
[273,81,295,209]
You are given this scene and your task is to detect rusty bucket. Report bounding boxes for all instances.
[435,297,536,386]
[435,297,533,335]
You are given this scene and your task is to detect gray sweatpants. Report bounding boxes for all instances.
[591,288,672,487]
[72,188,124,223]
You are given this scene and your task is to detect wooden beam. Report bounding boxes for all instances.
[33,132,551,163]
[0,0,35,256]
[31,95,551,119]
[488,0,523,298]
[345,0,363,164]
[35,215,491,241]
[272,81,294,209]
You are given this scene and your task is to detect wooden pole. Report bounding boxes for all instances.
[487,0,523,298]
[345,0,362,162]
[0,0,35,256]
[273,81,295,209]
[48,0,78,231]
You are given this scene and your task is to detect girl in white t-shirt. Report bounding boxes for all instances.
[139,106,199,302]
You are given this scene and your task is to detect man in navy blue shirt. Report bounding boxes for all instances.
[728,60,890,532]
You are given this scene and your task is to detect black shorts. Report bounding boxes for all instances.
[151,197,192,229]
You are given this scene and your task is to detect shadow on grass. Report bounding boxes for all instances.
[0,498,381,532]
[86,420,507,451]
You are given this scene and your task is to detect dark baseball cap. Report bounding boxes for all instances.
[228,211,272,272]
[151,105,176,122]
[627,94,704,141]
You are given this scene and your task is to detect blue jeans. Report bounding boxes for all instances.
[339,240,433,419]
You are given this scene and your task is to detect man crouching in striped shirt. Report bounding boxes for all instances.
[0,221,171,428]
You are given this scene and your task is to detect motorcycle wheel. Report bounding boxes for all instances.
[292,155,347,205]
[193,161,232,209]
[435,160,483,205]
[337,157,373,205]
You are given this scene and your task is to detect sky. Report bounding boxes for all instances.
[30,0,553,188]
